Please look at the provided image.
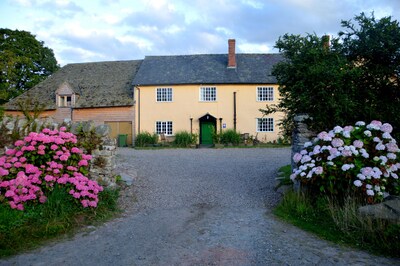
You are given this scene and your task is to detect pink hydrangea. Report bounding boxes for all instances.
[14,140,25,147]
[71,147,81,154]
[5,149,16,156]
[60,155,69,161]
[0,168,9,176]
[51,144,58,151]
[82,154,92,160]
[78,160,88,166]
[0,127,103,210]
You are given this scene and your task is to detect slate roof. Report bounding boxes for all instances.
[132,53,283,86]
[4,60,142,110]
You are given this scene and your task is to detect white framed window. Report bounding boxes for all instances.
[200,87,216,102]
[156,88,172,102]
[257,87,274,101]
[257,118,274,132]
[156,121,173,135]
[58,95,73,107]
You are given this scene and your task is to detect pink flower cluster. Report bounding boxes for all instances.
[0,127,103,210]
[291,120,400,203]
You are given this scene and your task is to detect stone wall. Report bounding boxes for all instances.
[0,117,117,187]
[291,114,315,170]
[291,114,315,190]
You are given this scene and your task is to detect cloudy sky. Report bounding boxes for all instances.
[1,0,399,66]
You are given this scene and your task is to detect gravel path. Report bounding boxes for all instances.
[2,148,399,265]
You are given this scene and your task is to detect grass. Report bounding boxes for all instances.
[274,164,400,257]
[0,185,120,258]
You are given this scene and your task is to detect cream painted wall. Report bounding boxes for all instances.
[135,84,284,143]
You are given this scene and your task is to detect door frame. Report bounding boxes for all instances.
[199,113,217,145]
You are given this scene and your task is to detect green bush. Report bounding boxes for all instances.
[173,131,197,147]
[135,132,158,147]
[0,186,119,257]
[275,190,400,257]
[220,129,242,145]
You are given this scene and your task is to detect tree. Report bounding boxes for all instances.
[0,29,59,104]
[263,12,400,139]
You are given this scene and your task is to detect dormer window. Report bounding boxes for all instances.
[56,82,77,108]
[58,95,73,107]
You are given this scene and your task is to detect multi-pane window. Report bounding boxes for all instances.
[257,118,274,132]
[156,121,173,135]
[156,88,172,102]
[200,87,216,102]
[58,95,73,107]
[257,87,274,101]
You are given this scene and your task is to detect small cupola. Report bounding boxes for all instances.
[55,82,78,107]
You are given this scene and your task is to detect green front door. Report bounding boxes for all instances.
[201,121,214,145]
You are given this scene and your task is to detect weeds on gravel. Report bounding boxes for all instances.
[0,187,120,258]
[274,188,400,257]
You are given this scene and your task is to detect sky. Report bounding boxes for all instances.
[1,0,399,66]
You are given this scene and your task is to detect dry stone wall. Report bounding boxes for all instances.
[291,114,315,170]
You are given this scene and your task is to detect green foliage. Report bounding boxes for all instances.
[211,127,221,144]
[135,131,158,147]
[263,12,400,139]
[274,191,400,257]
[72,123,103,154]
[0,99,48,149]
[0,186,119,258]
[16,97,45,124]
[173,131,197,147]
[220,129,242,146]
[275,164,293,191]
[0,29,59,104]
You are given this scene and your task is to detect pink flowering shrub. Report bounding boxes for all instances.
[291,120,400,204]
[0,127,103,210]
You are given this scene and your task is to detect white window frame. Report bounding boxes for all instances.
[257,118,274,132]
[156,87,173,102]
[58,95,74,107]
[257,87,274,101]
[199,86,217,102]
[155,121,173,135]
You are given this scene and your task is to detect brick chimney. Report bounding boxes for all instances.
[228,39,236,68]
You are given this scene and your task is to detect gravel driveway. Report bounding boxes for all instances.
[2,148,398,265]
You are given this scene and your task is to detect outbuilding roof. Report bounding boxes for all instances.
[4,60,142,110]
[132,53,283,86]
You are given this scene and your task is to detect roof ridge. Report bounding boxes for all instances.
[64,59,143,67]
[144,53,281,59]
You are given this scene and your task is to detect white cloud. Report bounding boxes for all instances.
[2,0,399,65]
[238,42,272,53]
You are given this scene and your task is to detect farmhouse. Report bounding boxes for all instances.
[3,40,284,145]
